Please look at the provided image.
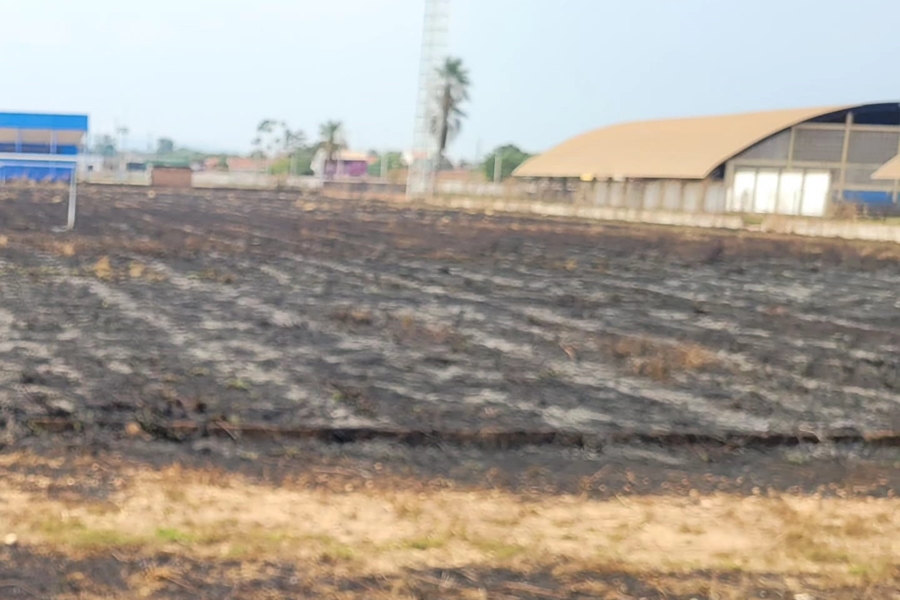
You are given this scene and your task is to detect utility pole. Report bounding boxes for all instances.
[493,151,503,183]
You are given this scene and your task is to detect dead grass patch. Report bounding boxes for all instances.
[829,201,862,221]
[611,335,719,380]
[329,307,468,350]
[10,232,170,261]
[92,256,113,280]
[328,381,377,416]
[387,313,467,350]
[330,306,375,326]
[24,511,147,552]
[0,243,168,282]
[128,261,146,278]
[190,268,237,284]
[1,458,899,589]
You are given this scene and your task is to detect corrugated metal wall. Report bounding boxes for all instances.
[729,117,900,209]
[726,168,831,217]
[585,180,728,213]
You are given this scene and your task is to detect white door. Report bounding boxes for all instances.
[731,170,756,212]
[753,170,779,214]
[777,171,804,215]
[801,172,831,217]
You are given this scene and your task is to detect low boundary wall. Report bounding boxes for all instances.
[69,175,900,245]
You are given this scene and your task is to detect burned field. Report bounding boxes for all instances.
[3,186,900,598]
[3,185,900,446]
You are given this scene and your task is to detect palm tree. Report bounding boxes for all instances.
[431,57,471,164]
[318,121,345,179]
[319,121,344,163]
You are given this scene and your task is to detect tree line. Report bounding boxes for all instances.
[90,57,531,180]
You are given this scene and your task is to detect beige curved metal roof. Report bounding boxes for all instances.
[514,105,851,180]
[873,155,900,180]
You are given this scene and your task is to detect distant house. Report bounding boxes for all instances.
[311,149,372,179]
[151,166,193,188]
[202,156,268,173]
[77,154,105,174]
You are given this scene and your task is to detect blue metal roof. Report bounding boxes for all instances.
[0,113,88,131]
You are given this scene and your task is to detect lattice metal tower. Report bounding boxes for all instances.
[407,0,450,198]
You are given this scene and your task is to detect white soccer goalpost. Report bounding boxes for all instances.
[0,113,88,232]
[0,153,79,231]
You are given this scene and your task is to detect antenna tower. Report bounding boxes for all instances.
[407,0,450,198]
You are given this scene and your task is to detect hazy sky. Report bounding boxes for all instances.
[2,0,898,157]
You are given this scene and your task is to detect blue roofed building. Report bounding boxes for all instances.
[0,112,89,183]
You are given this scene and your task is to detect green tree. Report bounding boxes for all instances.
[92,134,117,157]
[156,138,175,155]
[280,126,307,176]
[483,145,532,182]
[318,121,345,163]
[269,146,316,176]
[431,57,471,162]
[368,151,406,177]
[253,119,279,158]
[250,120,308,174]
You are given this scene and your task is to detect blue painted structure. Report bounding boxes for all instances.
[0,113,89,131]
[843,190,895,205]
[0,112,89,183]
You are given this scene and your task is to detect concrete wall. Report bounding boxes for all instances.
[323,180,407,199]
[409,194,900,244]
[759,217,900,243]
[183,172,323,191]
[81,171,151,186]
[438,180,507,197]
[192,172,278,189]
[416,195,746,230]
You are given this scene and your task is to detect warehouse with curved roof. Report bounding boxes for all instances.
[873,154,900,181]
[514,103,900,217]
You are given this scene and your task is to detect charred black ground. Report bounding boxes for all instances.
[3,186,900,444]
[1,185,899,494]
[3,186,900,598]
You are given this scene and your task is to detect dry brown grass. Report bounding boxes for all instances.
[128,261,146,278]
[92,256,113,280]
[329,308,467,350]
[8,232,170,260]
[0,456,897,591]
[191,268,237,284]
[611,335,718,380]
[3,248,167,282]
[387,312,467,348]
[829,201,862,221]
[330,306,375,326]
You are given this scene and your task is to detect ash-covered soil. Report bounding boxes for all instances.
[3,546,893,600]
[2,185,900,444]
[4,186,900,598]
